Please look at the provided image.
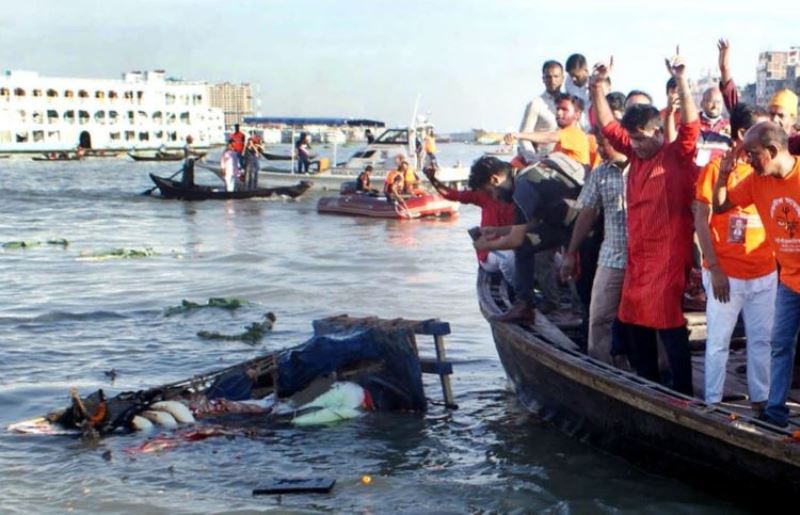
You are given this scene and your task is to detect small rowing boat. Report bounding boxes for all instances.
[148,173,312,201]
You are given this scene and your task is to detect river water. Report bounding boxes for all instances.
[0,146,744,514]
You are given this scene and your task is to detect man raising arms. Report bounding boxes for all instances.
[591,52,700,396]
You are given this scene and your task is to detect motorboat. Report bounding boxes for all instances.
[317,192,459,219]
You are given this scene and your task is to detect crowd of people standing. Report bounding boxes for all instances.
[451,40,800,427]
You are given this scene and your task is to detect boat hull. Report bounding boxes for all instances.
[477,269,800,501]
[149,174,312,201]
[316,193,458,219]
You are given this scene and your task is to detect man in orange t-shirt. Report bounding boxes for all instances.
[507,93,590,167]
[713,120,800,427]
[693,104,775,408]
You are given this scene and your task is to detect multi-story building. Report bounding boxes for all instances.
[0,69,225,154]
[207,82,253,129]
[756,48,800,105]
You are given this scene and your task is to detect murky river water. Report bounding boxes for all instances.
[0,147,745,513]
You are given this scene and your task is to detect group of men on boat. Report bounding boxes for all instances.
[179,124,265,192]
[352,132,438,212]
[434,40,800,427]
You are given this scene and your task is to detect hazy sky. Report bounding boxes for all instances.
[1,0,796,132]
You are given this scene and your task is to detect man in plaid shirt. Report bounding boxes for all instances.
[561,124,628,365]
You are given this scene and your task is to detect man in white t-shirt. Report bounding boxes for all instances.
[517,60,563,162]
[565,53,591,131]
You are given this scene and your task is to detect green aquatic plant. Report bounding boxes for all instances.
[2,241,41,249]
[78,248,156,260]
[2,238,69,249]
[197,312,277,344]
[164,297,250,316]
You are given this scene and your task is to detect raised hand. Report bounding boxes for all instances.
[718,145,738,180]
[503,133,516,145]
[589,56,614,88]
[664,45,687,79]
[718,39,730,72]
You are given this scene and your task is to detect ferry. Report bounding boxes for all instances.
[0,69,225,155]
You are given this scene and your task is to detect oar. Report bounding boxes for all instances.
[141,168,183,196]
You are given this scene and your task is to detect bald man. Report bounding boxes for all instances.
[713,121,800,427]
[695,87,732,166]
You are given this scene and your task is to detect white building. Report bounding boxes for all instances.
[0,69,225,154]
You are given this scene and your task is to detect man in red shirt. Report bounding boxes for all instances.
[230,123,246,164]
[426,159,516,284]
[591,53,700,396]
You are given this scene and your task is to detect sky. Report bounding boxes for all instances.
[1,0,796,132]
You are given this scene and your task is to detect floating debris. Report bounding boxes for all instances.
[46,238,69,247]
[2,241,40,249]
[164,297,249,316]
[197,312,277,344]
[2,238,68,249]
[78,248,156,261]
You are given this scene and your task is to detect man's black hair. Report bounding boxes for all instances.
[607,92,627,114]
[621,104,662,133]
[542,60,563,74]
[625,89,653,105]
[565,54,587,72]
[730,103,768,141]
[665,77,678,93]
[555,93,585,113]
[468,156,510,191]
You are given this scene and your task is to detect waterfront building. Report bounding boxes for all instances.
[0,69,225,154]
[207,82,253,128]
[756,48,800,105]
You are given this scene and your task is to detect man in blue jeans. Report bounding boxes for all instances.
[713,120,800,426]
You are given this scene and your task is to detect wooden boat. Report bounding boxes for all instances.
[476,268,800,501]
[129,151,191,162]
[8,315,455,436]
[32,153,82,161]
[149,173,312,201]
[316,192,459,219]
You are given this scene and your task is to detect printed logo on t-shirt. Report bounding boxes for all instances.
[770,197,800,251]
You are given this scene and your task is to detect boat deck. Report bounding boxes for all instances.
[489,273,800,431]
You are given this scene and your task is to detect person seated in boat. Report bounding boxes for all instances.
[386,173,409,212]
[400,160,424,196]
[425,161,516,285]
[365,128,375,144]
[472,152,585,324]
[694,103,774,414]
[356,165,379,195]
[220,140,241,192]
[383,156,406,197]
[181,135,204,187]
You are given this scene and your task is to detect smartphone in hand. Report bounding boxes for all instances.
[467,226,482,241]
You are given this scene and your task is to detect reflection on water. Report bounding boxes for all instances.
[0,150,742,513]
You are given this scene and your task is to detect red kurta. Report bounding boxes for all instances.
[602,119,700,328]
